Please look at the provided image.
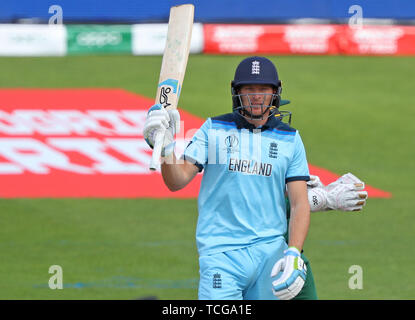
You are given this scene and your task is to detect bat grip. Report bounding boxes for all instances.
[149,129,165,171]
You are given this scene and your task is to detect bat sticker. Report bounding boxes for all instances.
[159,86,171,108]
[158,78,180,108]
[158,79,179,93]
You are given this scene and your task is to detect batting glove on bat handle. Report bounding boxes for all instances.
[143,104,180,170]
[271,247,307,300]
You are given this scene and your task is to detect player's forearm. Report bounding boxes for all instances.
[287,181,310,251]
[161,154,197,191]
[288,201,310,252]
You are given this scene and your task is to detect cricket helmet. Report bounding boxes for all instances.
[231,56,283,120]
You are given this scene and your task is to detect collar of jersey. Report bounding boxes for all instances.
[233,111,281,131]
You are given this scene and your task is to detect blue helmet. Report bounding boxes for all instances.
[231,56,284,120]
[232,56,281,88]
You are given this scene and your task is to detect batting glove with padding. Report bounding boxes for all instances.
[271,247,307,300]
[143,104,180,157]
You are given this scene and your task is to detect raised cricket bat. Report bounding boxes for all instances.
[149,4,194,171]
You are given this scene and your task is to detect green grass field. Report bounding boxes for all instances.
[0,55,414,299]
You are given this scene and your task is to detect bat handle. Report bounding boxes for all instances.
[149,129,165,171]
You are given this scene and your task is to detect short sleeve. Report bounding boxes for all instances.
[182,118,211,172]
[285,131,310,183]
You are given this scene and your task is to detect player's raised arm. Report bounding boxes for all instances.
[161,154,199,191]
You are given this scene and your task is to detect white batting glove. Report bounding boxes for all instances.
[271,247,307,300]
[143,104,180,157]
[307,175,325,189]
[307,173,368,212]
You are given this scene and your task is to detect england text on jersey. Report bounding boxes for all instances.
[228,158,272,176]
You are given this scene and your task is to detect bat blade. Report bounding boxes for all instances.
[150,4,194,171]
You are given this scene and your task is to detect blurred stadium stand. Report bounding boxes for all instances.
[0,0,414,24]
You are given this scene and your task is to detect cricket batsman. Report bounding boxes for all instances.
[144,56,311,299]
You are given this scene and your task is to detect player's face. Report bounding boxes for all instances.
[239,84,275,117]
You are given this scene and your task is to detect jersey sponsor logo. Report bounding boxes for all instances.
[228,158,272,176]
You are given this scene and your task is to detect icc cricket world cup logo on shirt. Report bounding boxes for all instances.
[224,134,239,153]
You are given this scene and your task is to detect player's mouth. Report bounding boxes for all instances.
[251,104,268,110]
